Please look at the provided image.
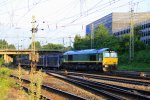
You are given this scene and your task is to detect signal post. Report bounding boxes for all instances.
[30,16,39,73]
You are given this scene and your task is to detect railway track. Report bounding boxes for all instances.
[47,72,150,100]
[44,69,150,80]
[10,75,86,100]
[111,71,150,79]
[21,85,51,100]
[57,71,150,86]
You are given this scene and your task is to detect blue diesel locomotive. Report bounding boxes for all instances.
[17,48,118,72]
[62,48,118,72]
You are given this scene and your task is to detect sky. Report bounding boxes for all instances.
[0,0,150,49]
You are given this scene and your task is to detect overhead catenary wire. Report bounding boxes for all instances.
[1,0,144,37]
[35,0,123,29]
[29,0,119,27]
[0,0,148,48]
[0,0,144,28]
[41,0,143,29]
[0,0,145,35]
[40,0,138,29]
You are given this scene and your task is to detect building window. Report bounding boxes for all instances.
[144,24,146,29]
[145,32,147,36]
[142,25,144,29]
[144,32,146,36]
[148,39,150,44]
[146,23,149,28]
[143,32,145,37]
[116,32,119,36]
[147,31,150,36]
[148,23,150,27]
[144,41,145,45]
[121,31,123,35]
[123,30,125,34]
[145,40,148,45]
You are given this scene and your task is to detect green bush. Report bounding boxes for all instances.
[118,49,150,71]
[118,63,150,71]
[134,49,150,63]
[0,67,14,100]
[0,57,4,65]
[0,67,12,76]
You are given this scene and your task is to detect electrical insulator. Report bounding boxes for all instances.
[32,28,38,33]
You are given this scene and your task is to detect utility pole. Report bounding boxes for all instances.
[91,23,94,49]
[62,37,65,46]
[32,16,36,54]
[30,16,38,73]
[129,8,134,62]
[68,36,71,48]
[62,37,65,51]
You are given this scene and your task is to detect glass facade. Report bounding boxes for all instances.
[140,20,150,45]
[86,12,150,45]
[86,13,113,35]
[114,20,150,45]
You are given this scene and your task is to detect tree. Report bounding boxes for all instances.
[42,43,64,50]
[118,25,145,53]
[134,26,142,40]
[74,34,91,50]
[94,24,109,38]
[28,41,42,50]
[134,26,145,51]
[73,24,119,50]
[0,39,16,49]
[73,24,147,54]
[8,44,16,49]
[118,34,130,53]
[94,24,119,50]
[74,35,82,50]
[0,40,8,49]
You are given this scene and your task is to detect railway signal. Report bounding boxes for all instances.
[30,16,39,73]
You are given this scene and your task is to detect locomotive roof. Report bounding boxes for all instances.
[63,48,109,55]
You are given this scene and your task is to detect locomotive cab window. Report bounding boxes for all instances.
[103,51,117,58]
[68,55,73,61]
[110,52,117,58]
[90,55,96,61]
[103,52,110,58]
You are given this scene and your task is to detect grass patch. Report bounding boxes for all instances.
[0,57,4,66]
[118,63,150,71]
[0,67,15,100]
[118,48,150,71]
[0,67,12,76]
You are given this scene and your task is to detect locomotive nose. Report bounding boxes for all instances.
[103,58,118,65]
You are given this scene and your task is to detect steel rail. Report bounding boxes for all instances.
[63,72,150,86]
[10,75,86,100]
[47,72,150,100]
[21,86,51,100]
[47,72,126,100]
